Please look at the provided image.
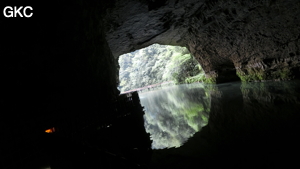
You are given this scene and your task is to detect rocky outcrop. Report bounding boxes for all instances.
[104,0,300,83]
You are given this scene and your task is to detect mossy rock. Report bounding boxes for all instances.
[237,68,294,82]
[203,77,217,84]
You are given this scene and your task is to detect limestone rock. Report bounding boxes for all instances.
[104,0,300,83]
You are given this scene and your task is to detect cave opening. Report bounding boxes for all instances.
[2,0,300,168]
[117,44,205,93]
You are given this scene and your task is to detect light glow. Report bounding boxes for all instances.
[45,127,55,133]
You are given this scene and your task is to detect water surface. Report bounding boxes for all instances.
[139,81,300,167]
[139,83,210,149]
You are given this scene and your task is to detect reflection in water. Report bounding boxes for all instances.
[146,80,300,168]
[139,83,210,149]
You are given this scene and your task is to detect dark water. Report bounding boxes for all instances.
[139,81,300,168]
[6,81,300,169]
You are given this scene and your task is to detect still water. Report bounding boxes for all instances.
[139,83,210,149]
[139,80,300,167]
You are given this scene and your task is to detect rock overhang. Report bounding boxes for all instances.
[104,0,300,83]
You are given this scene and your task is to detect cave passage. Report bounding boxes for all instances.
[117,44,205,93]
[3,0,300,168]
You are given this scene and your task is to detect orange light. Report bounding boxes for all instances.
[45,127,55,133]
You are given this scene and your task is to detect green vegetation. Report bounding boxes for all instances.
[185,66,206,84]
[275,67,292,80]
[236,69,265,82]
[203,77,217,83]
[139,84,210,149]
[118,44,205,92]
[237,67,292,82]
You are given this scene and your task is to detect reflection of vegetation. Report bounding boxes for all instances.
[184,104,206,131]
[118,44,205,92]
[150,80,300,168]
[240,80,300,103]
[139,84,210,149]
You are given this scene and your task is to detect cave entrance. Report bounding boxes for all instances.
[117,44,205,93]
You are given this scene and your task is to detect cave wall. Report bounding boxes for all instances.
[104,0,300,83]
[2,1,119,164]
[1,0,300,166]
[2,0,119,125]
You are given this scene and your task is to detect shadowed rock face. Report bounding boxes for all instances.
[104,0,300,83]
[2,2,121,167]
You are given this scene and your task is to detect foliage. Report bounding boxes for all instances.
[237,67,292,82]
[185,73,206,84]
[118,44,204,92]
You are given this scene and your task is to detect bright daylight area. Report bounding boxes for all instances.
[117,44,205,93]
[117,44,210,149]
